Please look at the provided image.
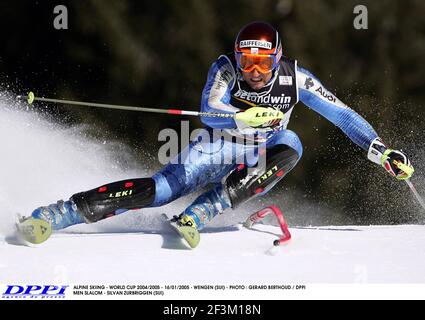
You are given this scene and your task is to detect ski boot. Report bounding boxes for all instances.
[31,199,85,230]
[16,200,85,245]
[179,185,230,230]
[166,186,231,249]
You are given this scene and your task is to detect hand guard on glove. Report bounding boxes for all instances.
[235,105,283,131]
[368,138,414,180]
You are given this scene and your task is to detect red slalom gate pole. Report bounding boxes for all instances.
[244,205,291,246]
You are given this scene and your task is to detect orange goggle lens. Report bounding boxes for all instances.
[237,53,276,73]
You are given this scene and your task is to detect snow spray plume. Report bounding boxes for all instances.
[0,90,144,238]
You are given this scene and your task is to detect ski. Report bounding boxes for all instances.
[15,215,52,245]
[161,214,200,249]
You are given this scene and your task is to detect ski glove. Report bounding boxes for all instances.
[367,138,414,180]
[235,106,283,130]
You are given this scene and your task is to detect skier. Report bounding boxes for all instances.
[26,21,413,244]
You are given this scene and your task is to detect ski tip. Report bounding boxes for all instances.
[177,226,200,249]
[28,91,35,105]
[16,217,52,245]
[161,213,200,249]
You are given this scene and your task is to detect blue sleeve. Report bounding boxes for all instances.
[297,66,378,150]
[201,56,238,129]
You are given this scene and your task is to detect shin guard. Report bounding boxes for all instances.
[71,178,155,223]
[225,145,299,208]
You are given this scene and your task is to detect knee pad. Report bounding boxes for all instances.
[71,178,155,223]
[225,145,299,208]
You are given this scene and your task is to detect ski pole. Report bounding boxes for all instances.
[16,91,235,119]
[405,179,425,212]
[393,160,425,211]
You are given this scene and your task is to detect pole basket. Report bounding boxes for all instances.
[243,205,291,246]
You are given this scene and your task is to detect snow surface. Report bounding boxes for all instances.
[1,92,425,291]
[2,223,425,284]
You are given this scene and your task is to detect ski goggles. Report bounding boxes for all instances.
[235,52,279,74]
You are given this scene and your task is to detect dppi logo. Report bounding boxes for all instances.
[2,285,68,299]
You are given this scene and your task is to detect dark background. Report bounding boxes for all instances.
[1,0,424,225]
